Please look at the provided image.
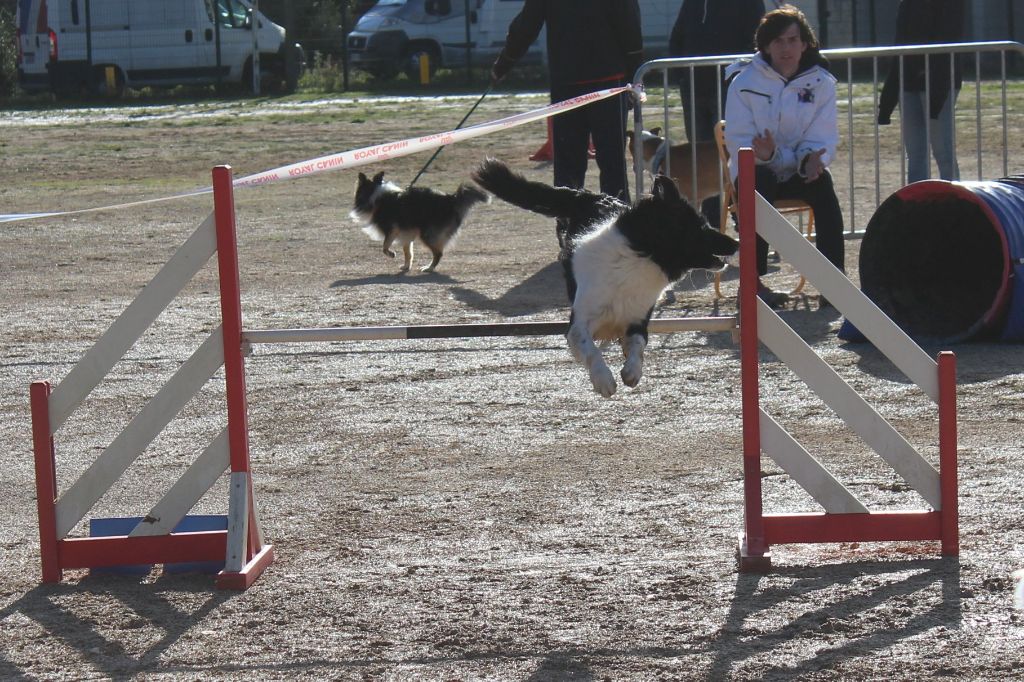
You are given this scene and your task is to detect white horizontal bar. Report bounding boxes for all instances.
[242,317,737,344]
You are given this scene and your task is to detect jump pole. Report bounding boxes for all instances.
[211,165,274,590]
[241,317,737,345]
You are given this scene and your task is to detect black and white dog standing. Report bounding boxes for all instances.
[350,171,489,273]
[472,158,737,398]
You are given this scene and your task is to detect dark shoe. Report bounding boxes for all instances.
[757,282,789,309]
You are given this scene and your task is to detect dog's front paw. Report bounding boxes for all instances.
[621,361,642,388]
[590,364,617,398]
[399,264,411,272]
[420,264,436,273]
[384,248,396,258]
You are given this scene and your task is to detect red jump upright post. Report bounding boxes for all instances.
[30,380,61,583]
[736,148,770,571]
[211,165,274,590]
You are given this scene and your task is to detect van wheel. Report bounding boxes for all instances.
[92,66,125,98]
[242,61,267,96]
[403,45,439,81]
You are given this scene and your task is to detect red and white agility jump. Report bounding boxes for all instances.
[29,149,958,589]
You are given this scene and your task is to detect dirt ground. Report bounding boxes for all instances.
[1,92,1023,681]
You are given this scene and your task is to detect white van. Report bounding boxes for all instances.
[346,0,684,81]
[15,0,304,97]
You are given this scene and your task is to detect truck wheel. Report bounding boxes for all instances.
[404,45,439,81]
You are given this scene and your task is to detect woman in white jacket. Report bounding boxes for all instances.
[724,5,845,309]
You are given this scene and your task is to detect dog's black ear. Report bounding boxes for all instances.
[652,175,681,202]
[650,126,662,137]
[358,172,368,182]
[372,171,385,184]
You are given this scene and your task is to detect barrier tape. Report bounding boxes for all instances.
[2,85,644,224]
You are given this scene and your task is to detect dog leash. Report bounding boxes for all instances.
[408,85,492,188]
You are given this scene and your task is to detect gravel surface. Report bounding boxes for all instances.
[1,93,1022,681]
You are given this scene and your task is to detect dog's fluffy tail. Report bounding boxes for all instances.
[454,183,490,212]
[472,158,627,230]
[471,158,584,219]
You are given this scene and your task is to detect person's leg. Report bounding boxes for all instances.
[776,170,845,273]
[901,90,930,183]
[742,165,778,277]
[692,93,718,144]
[678,67,696,144]
[929,88,961,181]
[550,85,591,248]
[700,195,721,230]
[735,166,789,307]
[588,91,631,202]
[551,103,591,191]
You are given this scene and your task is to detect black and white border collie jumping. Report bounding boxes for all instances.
[350,171,489,273]
[472,158,737,398]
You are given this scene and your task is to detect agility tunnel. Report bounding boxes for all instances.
[841,176,1024,343]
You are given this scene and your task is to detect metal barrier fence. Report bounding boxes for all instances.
[633,41,1024,234]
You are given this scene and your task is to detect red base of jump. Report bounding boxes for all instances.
[58,531,228,571]
[216,545,275,590]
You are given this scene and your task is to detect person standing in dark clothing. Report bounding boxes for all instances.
[491,0,644,209]
[669,0,766,145]
[877,0,966,183]
[668,0,765,228]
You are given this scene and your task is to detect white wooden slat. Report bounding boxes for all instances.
[758,301,942,509]
[759,409,870,513]
[223,472,250,574]
[49,213,217,433]
[755,196,939,403]
[129,429,231,537]
[55,328,226,538]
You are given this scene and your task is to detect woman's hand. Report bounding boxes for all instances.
[801,148,827,182]
[752,129,776,162]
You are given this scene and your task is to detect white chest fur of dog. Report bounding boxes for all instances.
[568,225,671,397]
[571,226,670,340]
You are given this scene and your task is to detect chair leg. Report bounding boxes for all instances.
[714,208,733,299]
[787,211,814,296]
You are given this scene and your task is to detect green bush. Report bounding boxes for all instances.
[299,51,350,93]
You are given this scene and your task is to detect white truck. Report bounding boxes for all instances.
[15,0,304,97]
[346,0,685,81]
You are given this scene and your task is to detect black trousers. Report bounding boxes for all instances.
[739,165,846,278]
[550,81,631,203]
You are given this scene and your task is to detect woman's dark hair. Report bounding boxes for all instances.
[755,4,825,72]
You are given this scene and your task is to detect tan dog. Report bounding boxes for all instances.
[626,128,722,204]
